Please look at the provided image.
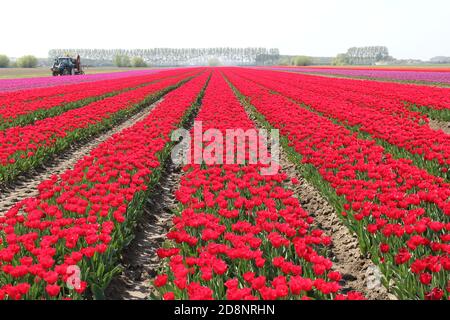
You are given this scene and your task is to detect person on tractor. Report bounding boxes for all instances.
[51,56,83,76]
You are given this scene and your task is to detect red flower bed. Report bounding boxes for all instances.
[154,71,364,300]
[224,69,450,178]
[233,68,429,122]
[0,71,210,300]
[0,69,198,129]
[224,69,450,300]
[247,67,450,111]
[0,71,200,183]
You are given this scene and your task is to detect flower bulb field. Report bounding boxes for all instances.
[261,66,450,85]
[0,69,167,93]
[0,67,449,301]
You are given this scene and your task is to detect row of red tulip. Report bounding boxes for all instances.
[154,71,365,300]
[0,69,197,129]
[0,71,210,300]
[0,71,199,184]
[240,68,429,123]
[0,69,192,107]
[224,69,450,300]
[251,67,450,115]
[225,69,450,179]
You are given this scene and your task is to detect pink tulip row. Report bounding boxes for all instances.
[0,69,164,93]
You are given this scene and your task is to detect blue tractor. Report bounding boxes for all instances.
[51,55,84,76]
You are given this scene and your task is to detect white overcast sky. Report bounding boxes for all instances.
[1,0,449,60]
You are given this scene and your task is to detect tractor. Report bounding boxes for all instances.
[51,55,84,76]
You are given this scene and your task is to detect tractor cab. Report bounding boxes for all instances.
[51,55,84,76]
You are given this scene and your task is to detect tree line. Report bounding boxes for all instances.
[0,55,38,68]
[333,46,392,65]
[430,56,450,64]
[48,48,280,66]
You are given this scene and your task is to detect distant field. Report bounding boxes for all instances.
[0,67,158,79]
[307,64,450,70]
[264,65,450,86]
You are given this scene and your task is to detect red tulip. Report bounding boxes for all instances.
[45,284,60,297]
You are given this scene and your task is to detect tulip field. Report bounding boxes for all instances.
[0,69,164,93]
[263,66,450,85]
[0,67,449,301]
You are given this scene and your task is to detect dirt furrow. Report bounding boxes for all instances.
[104,156,183,300]
[104,105,201,300]
[428,119,450,134]
[278,154,393,300]
[0,99,163,216]
[104,81,206,300]
[239,94,393,300]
